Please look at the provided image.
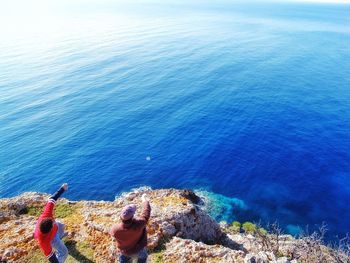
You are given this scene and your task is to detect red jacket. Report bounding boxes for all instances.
[34,186,65,263]
[110,201,151,256]
[34,199,58,258]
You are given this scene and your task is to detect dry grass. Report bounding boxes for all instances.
[151,195,188,208]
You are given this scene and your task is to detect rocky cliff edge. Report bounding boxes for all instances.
[0,189,347,262]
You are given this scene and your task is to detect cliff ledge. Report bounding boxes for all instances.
[0,189,347,262]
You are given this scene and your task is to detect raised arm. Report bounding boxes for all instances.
[49,183,68,202]
[42,183,68,218]
[140,194,151,222]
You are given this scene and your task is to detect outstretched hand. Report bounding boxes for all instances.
[62,183,69,191]
[141,194,148,203]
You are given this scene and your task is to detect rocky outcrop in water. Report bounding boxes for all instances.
[0,189,348,262]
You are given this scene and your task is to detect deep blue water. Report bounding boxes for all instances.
[1,0,350,240]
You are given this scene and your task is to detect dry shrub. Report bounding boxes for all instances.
[248,222,350,263]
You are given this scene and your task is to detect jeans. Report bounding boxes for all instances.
[119,248,148,263]
[51,222,68,263]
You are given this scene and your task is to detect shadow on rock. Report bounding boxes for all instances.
[65,240,94,263]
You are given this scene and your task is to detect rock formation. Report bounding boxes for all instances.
[0,189,347,262]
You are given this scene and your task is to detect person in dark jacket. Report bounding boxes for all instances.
[110,194,151,263]
[34,183,69,263]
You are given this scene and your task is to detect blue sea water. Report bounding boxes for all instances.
[1,0,350,240]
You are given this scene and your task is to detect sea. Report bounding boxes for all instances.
[0,0,350,241]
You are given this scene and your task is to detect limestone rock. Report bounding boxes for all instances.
[163,237,245,263]
[244,253,269,263]
[276,257,291,263]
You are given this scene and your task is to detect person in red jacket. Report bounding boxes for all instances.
[34,183,69,263]
[110,194,151,263]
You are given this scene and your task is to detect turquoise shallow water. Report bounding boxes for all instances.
[0,1,350,240]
